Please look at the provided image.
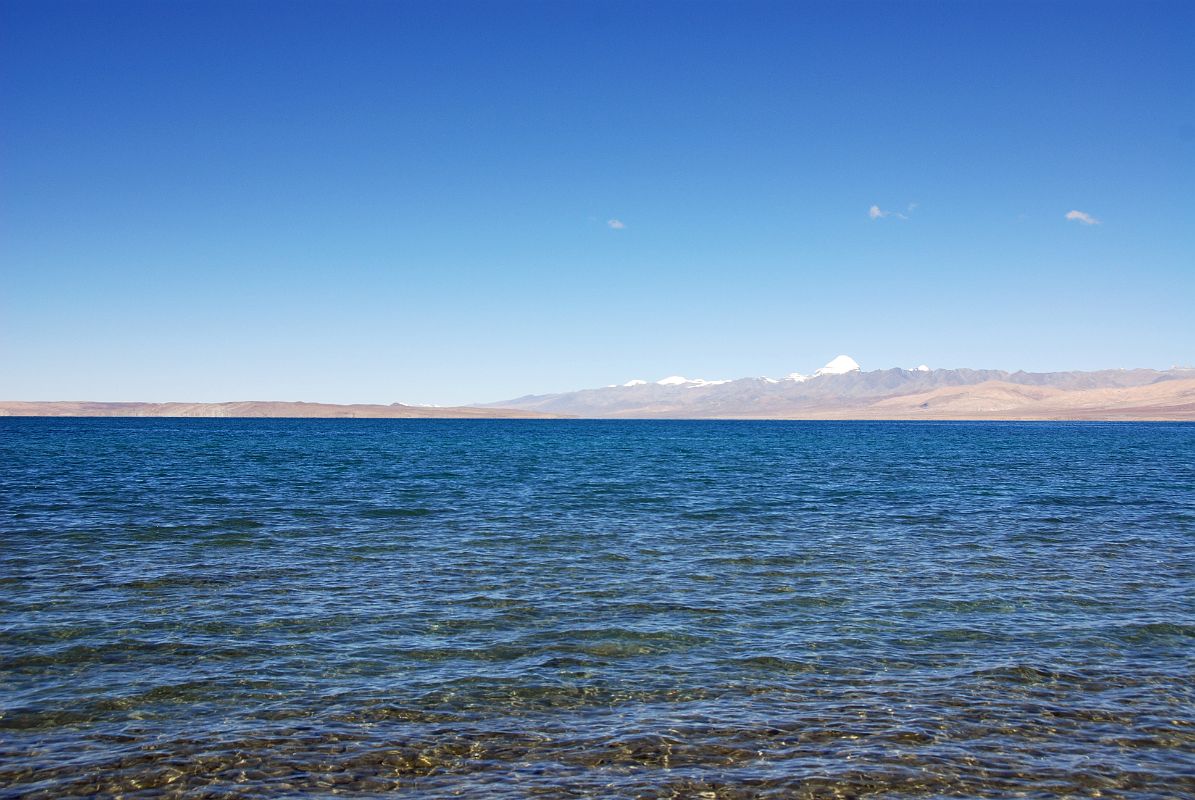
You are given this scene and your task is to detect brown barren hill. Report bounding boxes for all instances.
[0,401,561,419]
[868,381,1069,415]
[859,378,1195,421]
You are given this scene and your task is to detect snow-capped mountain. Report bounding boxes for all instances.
[813,354,861,377]
[780,354,863,383]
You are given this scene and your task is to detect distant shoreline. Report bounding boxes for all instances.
[1,400,1191,422]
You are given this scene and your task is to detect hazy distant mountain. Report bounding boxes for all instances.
[0,401,556,419]
[487,356,1195,420]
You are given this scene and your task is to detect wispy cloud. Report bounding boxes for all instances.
[607,219,625,230]
[869,204,909,221]
[1065,210,1100,225]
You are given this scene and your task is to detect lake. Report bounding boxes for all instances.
[2,418,1192,797]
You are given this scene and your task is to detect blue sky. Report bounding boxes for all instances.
[2,0,1192,405]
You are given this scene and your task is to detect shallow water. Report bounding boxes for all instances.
[2,418,1193,798]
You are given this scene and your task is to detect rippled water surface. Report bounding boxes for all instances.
[2,418,1193,798]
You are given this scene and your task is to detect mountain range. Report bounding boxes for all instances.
[4,357,1194,420]
[485,356,1195,421]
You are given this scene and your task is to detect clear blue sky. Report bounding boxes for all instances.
[2,0,1192,405]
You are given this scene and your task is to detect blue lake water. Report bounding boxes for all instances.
[1,418,1193,797]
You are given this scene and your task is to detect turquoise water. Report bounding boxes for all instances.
[2,418,1193,798]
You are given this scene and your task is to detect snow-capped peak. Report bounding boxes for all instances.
[913,364,930,372]
[624,357,862,390]
[654,376,730,387]
[813,355,861,377]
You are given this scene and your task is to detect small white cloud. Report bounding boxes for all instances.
[1065,210,1100,225]
[607,219,625,230]
[869,204,908,221]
